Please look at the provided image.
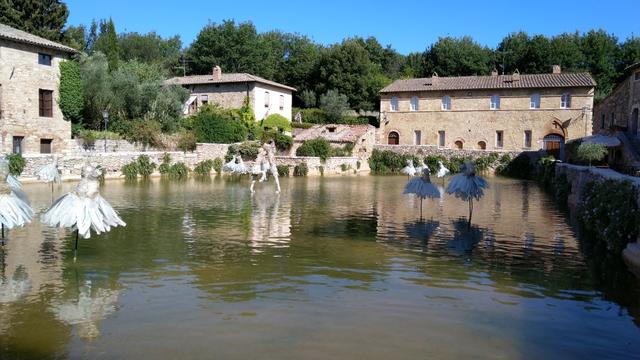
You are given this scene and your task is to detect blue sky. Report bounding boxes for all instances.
[65,0,638,54]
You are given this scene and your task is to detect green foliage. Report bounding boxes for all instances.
[319,90,349,122]
[299,89,316,108]
[331,142,354,157]
[0,0,69,41]
[277,165,290,177]
[93,18,119,71]
[158,153,172,175]
[423,36,494,76]
[576,143,608,166]
[127,120,162,149]
[213,158,223,174]
[318,165,324,176]
[227,141,261,160]
[118,31,182,73]
[340,163,352,172]
[291,122,314,129]
[59,60,83,123]
[580,180,640,254]
[368,150,418,175]
[296,138,332,161]
[192,106,248,143]
[262,114,292,132]
[177,130,197,152]
[193,159,214,176]
[5,154,25,176]
[447,156,466,174]
[293,162,308,177]
[293,108,327,124]
[168,162,189,179]
[535,156,557,187]
[356,160,361,170]
[136,155,156,177]
[121,162,138,180]
[496,153,534,179]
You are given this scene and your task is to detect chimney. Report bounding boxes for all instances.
[552,64,561,74]
[491,68,498,76]
[512,69,520,82]
[431,72,439,86]
[212,65,222,80]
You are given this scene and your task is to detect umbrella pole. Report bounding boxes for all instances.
[1,224,3,246]
[420,198,423,219]
[468,199,473,229]
[73,229,79,262]
[50,182,54,203]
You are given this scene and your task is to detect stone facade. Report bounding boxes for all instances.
[0,39,73,154]
[380,72,595,156]
[593,64,640,137]
[373,144,522,160]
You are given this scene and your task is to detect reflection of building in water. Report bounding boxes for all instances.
[53,280,119,340]
[249,191,291,252]
[0,264,32,303]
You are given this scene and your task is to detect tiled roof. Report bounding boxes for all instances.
[165,73,296,91]
[0,23,77,54]
[294,124,372,143]
[380,72,596,93]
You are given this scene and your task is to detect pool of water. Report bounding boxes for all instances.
[0,176,639,359]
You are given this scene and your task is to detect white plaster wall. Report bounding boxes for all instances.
[252,83,293,121]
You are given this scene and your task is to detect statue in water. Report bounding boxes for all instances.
[250,142,281,194]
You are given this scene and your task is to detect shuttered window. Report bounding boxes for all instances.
[39,89,53,117]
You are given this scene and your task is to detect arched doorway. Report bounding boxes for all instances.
[631,108,639,137]
[477,141,486,150]
[454,140,463,149]
[388,131,399,145]
[543,134,564,159]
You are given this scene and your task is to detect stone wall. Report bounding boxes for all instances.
[593,67,640,135]
[275,156,367,176]
[0,40,72,154]
[373,144,522,160]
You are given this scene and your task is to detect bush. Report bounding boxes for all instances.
[213,157,223,173]
[293,162,308,176]
[498,153,533,179]
[6,154,25,176]
[136,155,156,177]
[580,179,640,254]
[192,106,247,143]
[337,116,369,125]
[261,130,293,152]
[59,60,83,123]
[177,130,197,152]
[447,156,466,174]
[121,162,138,180]
[331,142,354,157]
[261,114,292,132]
[318,165,324,176]
[169,162,189,179]
[296,138,332,161]
[299,89,316,108]
[320,89,349,122]
[356,160,361,170]
[127,120,162,149]
[293,108,327,124]
[340,163,352,172]
[159,153,171,175]
[227,141,261,160]
[291,122,314,129]
[368,149,418,174]
[277,165,290,177]
[576,143,607,166]
[193,159,214,176]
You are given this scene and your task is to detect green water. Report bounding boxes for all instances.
[0,176,638,359]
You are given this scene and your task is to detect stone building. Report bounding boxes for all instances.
[593,63,640,137]
[292,124,376,159]
[166,66,295,121]
[379,66,595,157]
[0,23,76,154]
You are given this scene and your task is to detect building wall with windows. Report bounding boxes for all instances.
[0,39,73,154]
[593,63,640,137]
[379,71,595,153]
[253,83,293,121]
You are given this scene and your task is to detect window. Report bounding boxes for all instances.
[477,141,486,150]
[12,136,23,154]
[438,130,445,147]
[388,131,399,145]
[38,53,52,66]
[264,91,270,108]
[560,93,571,109]
[410,96,419,111]
[390,97,399,111]
[454,140,463,149]
[441,96,451,110]
[279,95,285,110]
[496,130,504,148]
[327,126,336,133]
[524,130,532,148]
[200,94,208,105]
[414,130,421,145]
[40,138,52,154]
[39,89,53,117]
[490,94,500,110]
[530,93,540,109]
[601,114,606,129]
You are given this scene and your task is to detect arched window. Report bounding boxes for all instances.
[441,95,451,110]
[388,131,399,145]
[477,141,486,150]
[490,94,500,110]
[390,97,399,111]
[454,140,463,149]
[410,96,419,111]
[530,93,540,109]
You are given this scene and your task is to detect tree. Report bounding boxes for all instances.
[424,36,494,76]
[62,25,87,52]
[620,36,640,72]
[118,32,182,73]
[320,90,349,122]
[299,89,317,108]
[576,143,607,166]
[581,30,620,100]
[79,52,112,129]
[549,32,587,73]
[93,18,119,71]
[59,60,83,123]
[0,0,68,41]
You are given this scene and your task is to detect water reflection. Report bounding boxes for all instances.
[0,176,637,359]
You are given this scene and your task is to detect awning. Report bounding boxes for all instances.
[182,95,197,115]
[580,135,621,147]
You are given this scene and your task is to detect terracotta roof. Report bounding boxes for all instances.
[0,23,77,54]
[165,73,296,91]
[380,72,596,93]
[294,124,372,143]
